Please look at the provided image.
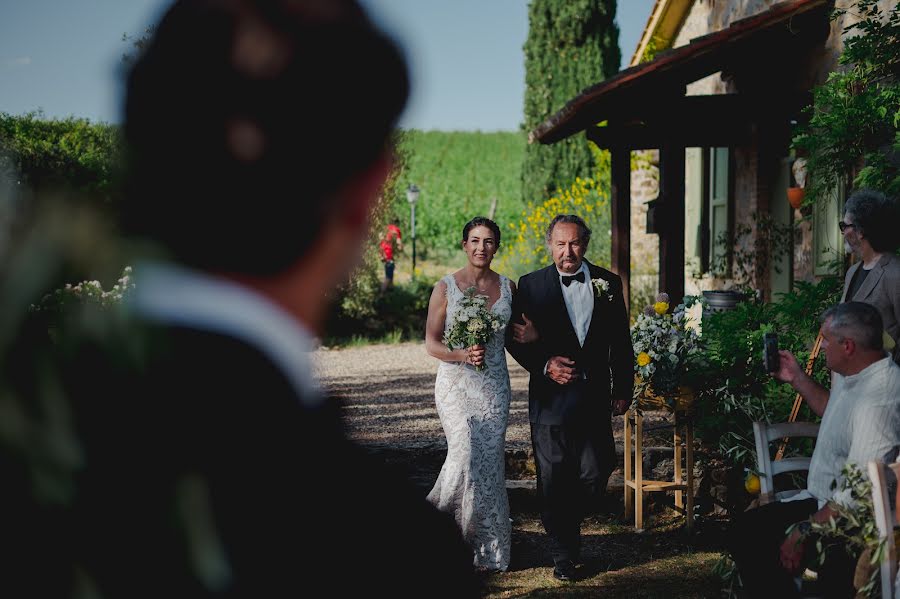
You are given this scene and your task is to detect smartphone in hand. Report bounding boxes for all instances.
[762,332,779,373]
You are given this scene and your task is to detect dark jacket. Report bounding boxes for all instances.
[506,261,634,426]
[842,252,900,363]
[0,314,478,598]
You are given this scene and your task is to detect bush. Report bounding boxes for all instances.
[0,112,123,201]
[692,275,842,467]
[325,277,435,345]
[495,176,610,282]
[793,0,900,204]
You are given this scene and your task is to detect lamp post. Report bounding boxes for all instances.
[406,184,420,278]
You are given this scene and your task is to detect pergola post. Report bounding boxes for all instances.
[658,143,685,304]
[610,146,631,312]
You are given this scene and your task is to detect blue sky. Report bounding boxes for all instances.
[0,0,655,131]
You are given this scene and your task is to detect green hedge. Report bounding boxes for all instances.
[0,112,123,199]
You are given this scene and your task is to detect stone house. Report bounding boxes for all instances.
[531,0,896,310]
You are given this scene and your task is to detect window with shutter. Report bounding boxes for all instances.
[813,180,845,276]
[685,147,704,278]
[770,157,794,296]
[708,147,731,275]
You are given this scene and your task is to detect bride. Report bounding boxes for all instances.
[424,216,536,571]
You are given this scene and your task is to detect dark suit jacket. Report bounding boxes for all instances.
[506,261,634,426]
[842,252,900,363]
[1,314,478,598]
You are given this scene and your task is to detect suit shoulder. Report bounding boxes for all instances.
[883,254,900,277]
[518,265,552,285]
[588,263,621,283]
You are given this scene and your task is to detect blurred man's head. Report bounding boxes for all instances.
[820,301,886,375]
[123,0,408,286]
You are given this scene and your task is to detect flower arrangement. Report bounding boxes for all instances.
[631,293,703,411]
[443,287,504,371]
[30,266,135,314]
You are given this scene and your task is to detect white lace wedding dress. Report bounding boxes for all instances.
[427,274,512,571]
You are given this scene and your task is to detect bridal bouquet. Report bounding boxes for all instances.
[631,293,703,410]
[444,287,504,372]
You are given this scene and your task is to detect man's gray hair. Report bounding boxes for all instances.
[545,214,592,245]
[820,301,884,351]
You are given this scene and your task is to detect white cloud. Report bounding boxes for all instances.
[3,56,32,68]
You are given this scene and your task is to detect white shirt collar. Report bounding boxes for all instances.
[130,261,322,406]
[556,261,589,280]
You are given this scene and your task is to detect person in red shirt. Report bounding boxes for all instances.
[380,217,403,291]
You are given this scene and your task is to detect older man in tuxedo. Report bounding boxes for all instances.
[508,214,634,582]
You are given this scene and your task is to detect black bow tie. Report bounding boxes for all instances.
[560,271,585,287]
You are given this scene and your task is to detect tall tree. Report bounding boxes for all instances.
[522,0,620,204]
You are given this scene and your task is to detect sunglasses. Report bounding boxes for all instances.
[838,221,856,232]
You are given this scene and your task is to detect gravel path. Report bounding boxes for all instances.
[313,342,724,590]
[313,341,532,453]
[313,341,676,490]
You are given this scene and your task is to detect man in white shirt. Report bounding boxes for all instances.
[728,301,900,598]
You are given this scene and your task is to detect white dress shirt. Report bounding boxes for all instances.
[131,262,322,406]
[783,356,900,508]
[558,261,594,347]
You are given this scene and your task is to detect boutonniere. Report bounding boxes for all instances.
[591,277,613,302]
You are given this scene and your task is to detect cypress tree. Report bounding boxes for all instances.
[522,0,620,204]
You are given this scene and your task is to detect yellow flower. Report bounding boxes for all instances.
[637,352,651,367]
[653,301,669,315]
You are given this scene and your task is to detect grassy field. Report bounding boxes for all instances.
[389,130,529,257]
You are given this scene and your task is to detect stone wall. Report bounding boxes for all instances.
[631,151,660,310]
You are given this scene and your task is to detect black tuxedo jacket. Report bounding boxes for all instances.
[507,261,634,426]
[1,314,478,598]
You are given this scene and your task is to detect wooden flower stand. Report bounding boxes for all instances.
[623,405,694,532]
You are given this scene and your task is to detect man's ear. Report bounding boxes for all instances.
[339,152,392,231]
[844,337,857,356]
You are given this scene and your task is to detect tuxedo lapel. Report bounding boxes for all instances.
[841,262,860,302]
[583,262,606,347]
[852,257,887,301]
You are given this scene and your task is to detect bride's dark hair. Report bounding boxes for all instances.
[462,217,501,248]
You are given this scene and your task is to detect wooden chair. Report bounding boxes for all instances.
[868,460,899,599]
[752,422,822,597]
[753,421,820,505]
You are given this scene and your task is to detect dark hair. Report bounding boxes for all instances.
[843,189,900,252]
[462,217,501,247]
[545,214,591,244]
[821,301,884,352]
[123,0,409,275]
